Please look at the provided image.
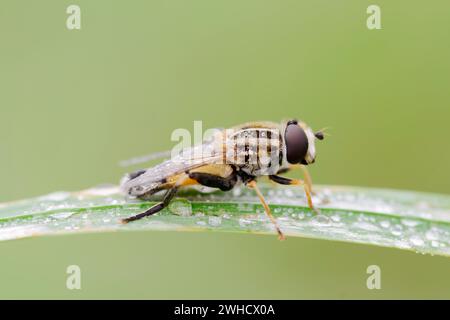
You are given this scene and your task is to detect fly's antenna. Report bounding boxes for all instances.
[320,127,332,137]
[119,150,172,167]
[314,127,331,140]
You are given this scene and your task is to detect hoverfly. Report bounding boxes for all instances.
[120,119,325,240]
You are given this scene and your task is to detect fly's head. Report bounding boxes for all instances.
[283,119,325,166]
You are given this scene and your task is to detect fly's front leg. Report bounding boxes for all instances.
[285,164,314,194]
[247,180,285,241]
[268,175,317,213]
[299,165,313,195]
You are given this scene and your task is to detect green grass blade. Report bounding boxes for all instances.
[0,184,449,256]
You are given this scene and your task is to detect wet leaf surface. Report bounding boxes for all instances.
[0,184,449,256]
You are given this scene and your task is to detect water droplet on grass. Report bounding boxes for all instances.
[237,203,256,212]
[380,220,390,228]
[401,219,420,227]
[311,215,331,226]
[425,228,439,241]
[168,199,192,217]
[284,189,294,197]
[431,240,440,248]
[330,214,341,222]
[232,188,242,197]
[354,221,380,232]
[409,235,425,247]
[50,211,75,220]
[208,216,222,227]
[239,218,253,227]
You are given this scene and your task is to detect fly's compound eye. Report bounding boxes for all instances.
[285,123,309,164]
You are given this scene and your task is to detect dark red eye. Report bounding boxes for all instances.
[285,123,309,164]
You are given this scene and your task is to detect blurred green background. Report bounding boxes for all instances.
[0,1,449,299]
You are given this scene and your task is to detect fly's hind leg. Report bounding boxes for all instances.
[121,186,178,223]
[269,175,317,213]
[121,174,191,223]
[247,180,285,241]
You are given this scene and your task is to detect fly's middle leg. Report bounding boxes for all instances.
[247,180,285,240]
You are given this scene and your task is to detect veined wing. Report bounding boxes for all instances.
[118,128,225,167]
[120,140,225,195]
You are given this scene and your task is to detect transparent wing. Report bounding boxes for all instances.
[120,139,226,195]
[119,127,225,167]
